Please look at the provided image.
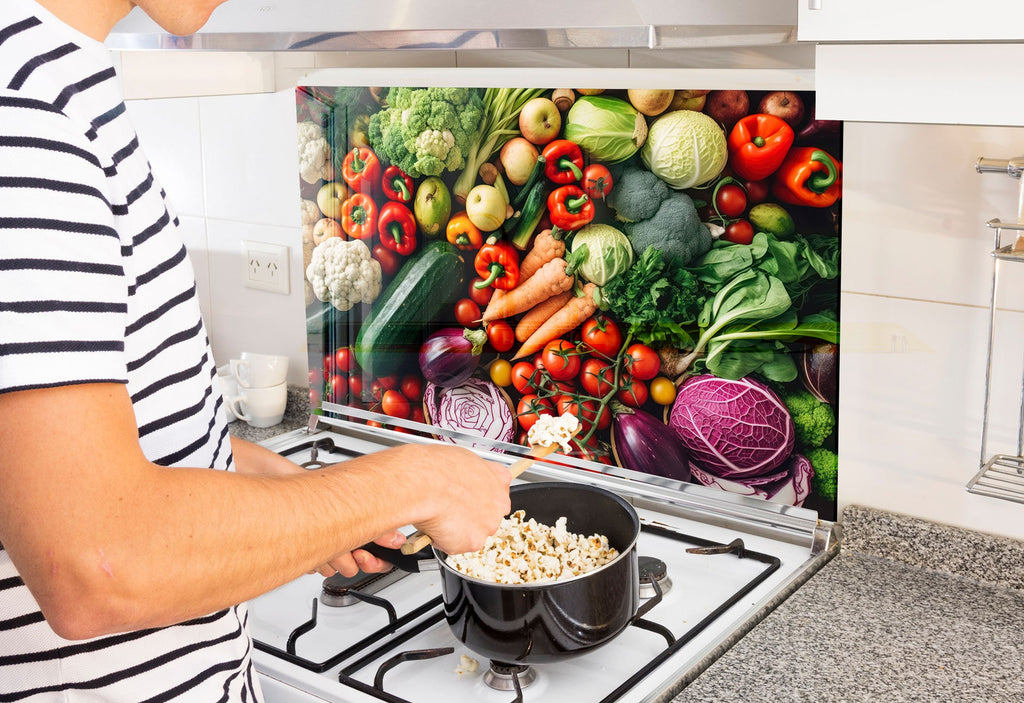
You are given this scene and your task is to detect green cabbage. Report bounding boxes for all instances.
[641,110,728,189]
[564,96,648,164]
[569,223,633,286]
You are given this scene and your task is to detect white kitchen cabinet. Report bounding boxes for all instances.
[798,0,1024,42]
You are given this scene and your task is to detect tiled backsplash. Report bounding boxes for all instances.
[121,54,1024,541]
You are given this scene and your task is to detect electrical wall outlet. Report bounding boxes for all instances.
[242,240,290,294]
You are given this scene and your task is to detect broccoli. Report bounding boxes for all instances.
[805,447,838,501]
[605,165,712,267]
[367,87,484,178]
[780,388,836,448]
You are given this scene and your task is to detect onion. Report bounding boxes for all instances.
[419,328,488,388]
[610,402,691,482]
[424,378,515,450]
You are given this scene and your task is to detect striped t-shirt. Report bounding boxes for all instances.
[0,0,262,700]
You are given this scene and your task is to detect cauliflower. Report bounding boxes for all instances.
[297,120,331,185]
[299,198,320,225]
[305,238,382,311]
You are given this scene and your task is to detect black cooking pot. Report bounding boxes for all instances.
[364,482,646,664]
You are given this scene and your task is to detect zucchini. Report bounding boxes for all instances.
[511,154,545,209]
[509,180,549,250]
[354,240,465,377]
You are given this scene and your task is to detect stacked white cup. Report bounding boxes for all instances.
[223,352,290,428]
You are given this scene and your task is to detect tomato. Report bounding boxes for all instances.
[541,339,581,382]
[348,374,364,400]
[714,183,748,218]
[542,378,577,396]
[486,320,514,353]
[511,361,540,394]
[723,219,755,245]
[322,354,334,382]
[554,394,579,419]
[334,347,354,374]
[516,394,553,432]
[489,358,513,387]
[309,387,321,409]
[743,179,769,204]
[579,399,611,430]
[581,164,613,200]
[468,277,493,307]
[410,405,425,424]
[625,343,660,381]
[381,389,411,419]
[616,378,649,407]
[454,298,481,328]
[581,316,623,357]
[327,374,348,402]
[649,376,677,405]
[378,375,399,390]
[579,358,616,397]
[371,244,402,277]
[400,375,423,401]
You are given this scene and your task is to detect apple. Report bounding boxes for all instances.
[518,97,561,146]
[704,90,749,130]
[576,88,605,96]
[758,91,806,129]
[465,184,507,232]
[669,90,709,112]
[413,176,452,237]
[312,217,343,245]
[627,89,674,117]
[499,137,539,186]
[316,181,348,220]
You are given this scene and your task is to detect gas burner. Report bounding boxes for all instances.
[483,661,538,692]
[320,568,407,607]
[638,555,672,599]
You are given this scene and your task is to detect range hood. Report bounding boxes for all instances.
[106,0,797,52]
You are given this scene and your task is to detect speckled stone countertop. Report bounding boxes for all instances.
[226,384,310,443]
[671,505,1024,703]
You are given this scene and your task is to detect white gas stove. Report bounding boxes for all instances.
[249,416,837,703]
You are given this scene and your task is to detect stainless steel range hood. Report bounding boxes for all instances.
[106,0,797,52]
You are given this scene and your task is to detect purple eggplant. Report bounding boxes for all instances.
[418,328,488,388]
[610,402,691,482]
[800,342,838,404]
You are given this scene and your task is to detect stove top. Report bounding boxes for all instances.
[249,418,838,703]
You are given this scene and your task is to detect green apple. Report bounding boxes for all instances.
[465,184,507,232]
[413,176,452,238]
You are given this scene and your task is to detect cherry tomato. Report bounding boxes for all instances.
[410,405,425,424]
[715,183,748,219]
[309,387,321,409]
[581,164,613,200]
[541,339,581,382]
[348,374,364,400]
[486,320,514,353]
[516,394,553,432]
[327,374,348,402]
[625,343,660,381]
[649,376,677,406]
[381,389,411,419]
[511,361,540,394]
[581,316,623,357]
[468,278,493,307]
[489,358,513,387]
[554,394,580,419]
[378,375,399,390]
[366,419,383,428]
[541,378,577,396]
[723,219,755,245]
[371,244,402,277]
[616,378,649,407]
[743,179,769,204]
[334,347,355,374]
[454,298,481,328]
[579,358,616,397]
[322,354,334,383]
[400,375,423,401]
[579,398,611,430]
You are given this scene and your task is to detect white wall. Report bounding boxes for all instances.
[119,52,1024,540]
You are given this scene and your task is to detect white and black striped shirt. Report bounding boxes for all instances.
[0,1,261,699]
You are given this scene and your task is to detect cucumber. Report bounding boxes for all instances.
[509,181,550,250]
[354,240,465,378]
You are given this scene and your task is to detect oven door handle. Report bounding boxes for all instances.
[359,542,439,573]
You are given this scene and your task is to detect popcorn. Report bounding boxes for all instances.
[526,412,581,453]
[445,510,618,584]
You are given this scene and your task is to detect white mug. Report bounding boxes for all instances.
[216,364,239,421]
[231,352,289,389]
[226,382,288,428]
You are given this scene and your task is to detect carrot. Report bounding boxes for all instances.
[514,290,573,343]
[481,257,574,322]
[481,229,565,321]
[513,283,600,360]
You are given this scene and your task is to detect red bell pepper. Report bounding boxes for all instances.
[727,113,795,182]
[378,201,417,255]
[547,185,594,231]
[381,165,414,202]
[341,147,381,194]
[541,139,584,184]
[771,147,843,208]
[340,192,377,239]
[473,237,520,290]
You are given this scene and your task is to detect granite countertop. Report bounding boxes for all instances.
[671,505,1024,702]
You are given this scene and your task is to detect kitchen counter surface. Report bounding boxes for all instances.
[669,504,1024,703]
[226,384,310,443]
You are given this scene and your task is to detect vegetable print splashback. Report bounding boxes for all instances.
[296,84,841,520]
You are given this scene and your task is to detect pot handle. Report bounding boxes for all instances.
[359,542,438,573]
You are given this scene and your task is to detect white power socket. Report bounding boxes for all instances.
[242,240,290,294]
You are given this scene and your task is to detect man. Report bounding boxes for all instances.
[0,0,512,699]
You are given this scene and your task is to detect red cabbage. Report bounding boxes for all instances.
[668,375,794,478]
[689,453,813,507]
[423,377,514,450]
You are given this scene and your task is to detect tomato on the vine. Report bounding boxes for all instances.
[581,316,623,357]
[625,343,660,381]
[381,389,411,419]
[579,358,616,397]
[511,361,540,394]
[327,374,347,402]
[410,405,425,424]
[617,378,649,407]
[486,320,514,352]
[468,278,493,307]
[334,347,355,374]
[516,394,553,432]
[723,219,755,245]
[347,374,363,399]
[649,376,677,406]
[454,298,481,327]
[541,339,581,382]
[554,394,580,419]
[400,375,423,401]
[489,358,513,387]
[579,398,611,430]
[714,183,748,219]
[378,375,399,390]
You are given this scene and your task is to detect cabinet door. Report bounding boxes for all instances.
[799,0,1024,42]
